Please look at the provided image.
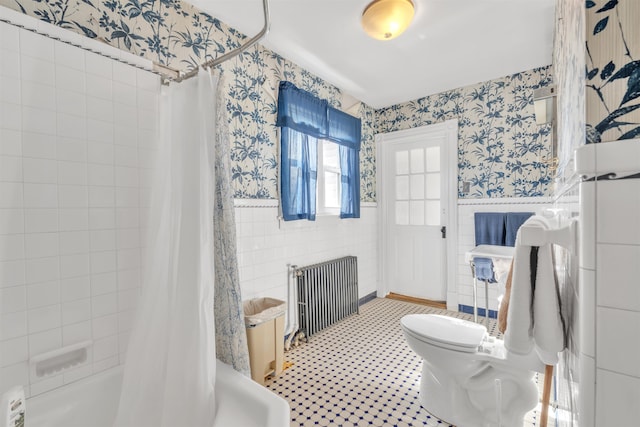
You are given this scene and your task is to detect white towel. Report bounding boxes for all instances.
[504,216,566,365]
[503,218,537,355]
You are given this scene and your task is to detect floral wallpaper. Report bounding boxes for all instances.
[1,0,378,201]
[3,0,553,201]
[586,0,640,143]
[553,0,586,184]
[376,67,554,198]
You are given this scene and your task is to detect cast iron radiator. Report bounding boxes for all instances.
[295,256,359,340]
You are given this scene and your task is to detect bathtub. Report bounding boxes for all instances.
[25,360,289,427]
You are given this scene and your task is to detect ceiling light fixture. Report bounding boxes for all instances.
[361,0,415,41]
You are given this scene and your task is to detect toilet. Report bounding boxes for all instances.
[401,314,544,427]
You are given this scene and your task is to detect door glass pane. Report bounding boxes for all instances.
[395,175,409,200]
[395,151,409,175]
[426,173,440,199]
[410,201,425,225]
[410,148,424,173]
[410,174,425,199]
[425,200,440,225]
[426,147,440,172]
[395,201,409,225]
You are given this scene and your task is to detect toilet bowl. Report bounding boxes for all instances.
[401,314,544,427]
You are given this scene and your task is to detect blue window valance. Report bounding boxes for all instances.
[277,81,361,221]
[276,81,361,150]
[328,106,361,150]
[276,81,328,137]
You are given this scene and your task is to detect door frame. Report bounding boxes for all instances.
[376,119,459,310]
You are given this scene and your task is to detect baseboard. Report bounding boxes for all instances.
[385,293,447,310]
[458,304,498,319]
[359,291,377,306]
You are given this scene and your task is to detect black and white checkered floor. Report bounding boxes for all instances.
[266,298,552,427]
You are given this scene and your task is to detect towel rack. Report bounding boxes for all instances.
[518,218,578,254]
[518,214,577,427]
[465,245,515,326]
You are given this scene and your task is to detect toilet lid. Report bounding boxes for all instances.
[401,314,487,349]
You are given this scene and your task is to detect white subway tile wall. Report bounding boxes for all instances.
[234,206,378,303]
[591,178,640,426]
[0,21,160,397]
[456,200,553,311]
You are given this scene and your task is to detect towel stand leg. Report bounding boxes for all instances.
[470,261,478,323]
[540,364,553,426]
[473,277,478,322]
[484,279,489,328]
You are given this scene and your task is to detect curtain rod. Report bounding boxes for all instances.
[161,0,270,84]
[0,15,170,82]
[1,0,269,86]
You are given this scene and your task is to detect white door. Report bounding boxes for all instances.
[378,121,457,302]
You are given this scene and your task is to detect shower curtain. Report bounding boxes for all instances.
[213,76,251,376]
[114,70,217,427]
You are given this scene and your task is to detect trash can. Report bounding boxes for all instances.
[243,297,286,386]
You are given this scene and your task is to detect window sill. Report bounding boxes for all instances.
[316,210,340,218]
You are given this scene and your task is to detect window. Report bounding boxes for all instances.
[317,140,341,215]
[276,81,361,221]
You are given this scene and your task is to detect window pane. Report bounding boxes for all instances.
[426,173,440,199]
[317,140,341,213]
[410,201,425,225]
[323,141,340,169]
[426,147,440,172]
[410,148,424,173]
[395,201,409,225]
[426,201,440,225]
[324,171,340,208]
[395,175,409,200]
[395,151,409,175]
[410,174,425,200]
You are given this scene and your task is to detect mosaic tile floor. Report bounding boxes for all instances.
[266,298,555,427]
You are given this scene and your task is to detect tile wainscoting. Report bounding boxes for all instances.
[456,197,553,313]
[234,200,378,303]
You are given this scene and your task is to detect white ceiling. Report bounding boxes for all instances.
[190,0,556,109]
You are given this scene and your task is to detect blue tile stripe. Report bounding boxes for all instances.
[458,304,498,319]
